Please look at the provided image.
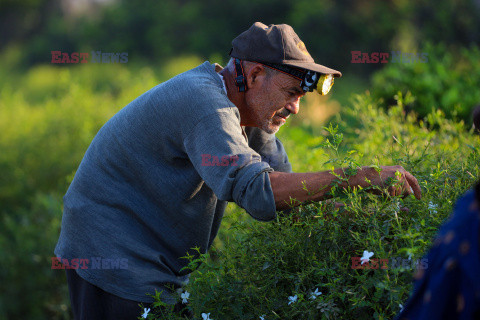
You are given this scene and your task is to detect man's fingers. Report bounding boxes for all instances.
[392,169,421,200]
[404,171,421,200]
[400,181,413,199]
[370,166,421,200]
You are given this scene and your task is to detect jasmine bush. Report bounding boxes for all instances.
[0,62,162,319]
[371,43,480,124]
[146,93,480,320]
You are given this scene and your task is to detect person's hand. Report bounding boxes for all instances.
[357,165,421,200]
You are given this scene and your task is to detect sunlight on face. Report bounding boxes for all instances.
[246,71,304,134]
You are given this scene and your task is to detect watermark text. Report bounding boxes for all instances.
[351,257,428,270]
[51,51,128,63]
[51,257,129,269]
[351,51,428,64]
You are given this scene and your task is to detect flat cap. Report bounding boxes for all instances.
[230,22,341,77]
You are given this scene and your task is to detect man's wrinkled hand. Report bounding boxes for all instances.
[359,165,422,200]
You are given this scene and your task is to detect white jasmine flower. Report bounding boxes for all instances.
[181,290,190,304]
[394,200,400,213]
[310,288,322,300]
[360,250,374,265]
[259,315,266,320]
[202,313,213,320]
[428,201,438,214]
[393,199,402,219]
[399,304,404,312]
[142,308,150,319]
[288,295,298,305]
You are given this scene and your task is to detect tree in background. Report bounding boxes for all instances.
[1,0,479,74]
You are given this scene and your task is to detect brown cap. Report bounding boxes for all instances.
[230,22,342,78]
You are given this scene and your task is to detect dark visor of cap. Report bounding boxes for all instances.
[254,61,320,93]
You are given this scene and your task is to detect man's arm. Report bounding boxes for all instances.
[269,165,421,210]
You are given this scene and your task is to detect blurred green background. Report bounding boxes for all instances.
[1,0,479,319]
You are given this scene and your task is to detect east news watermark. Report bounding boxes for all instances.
[200,154,278,167]
[351,51,428,64]
[51,257,128,270]
[351,256,428,270]
[51,51,128,64]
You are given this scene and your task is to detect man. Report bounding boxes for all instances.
[55,22,421,319]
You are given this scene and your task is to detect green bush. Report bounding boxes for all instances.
[371,43,480,124]
[0,62,160,319]
[146,93,480,320]
[0,192,70,319]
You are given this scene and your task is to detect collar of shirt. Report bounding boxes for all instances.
[214,62,247,143]
[216,70,227,95]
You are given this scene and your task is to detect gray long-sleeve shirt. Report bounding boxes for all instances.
[54,61,292,303]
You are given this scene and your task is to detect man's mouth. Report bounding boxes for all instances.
[276,113,290,120]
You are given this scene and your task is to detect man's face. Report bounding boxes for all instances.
[245,70,306,134]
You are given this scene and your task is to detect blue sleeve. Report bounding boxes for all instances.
[183,110,277,221]
[395,190,480,320]
[244,126,293,173]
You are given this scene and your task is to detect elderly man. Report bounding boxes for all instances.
[54,22,421,319]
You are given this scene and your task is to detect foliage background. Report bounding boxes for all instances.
[0,0,479,319]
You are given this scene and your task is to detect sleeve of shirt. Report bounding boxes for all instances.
[244,126,294,217]
[244,126,293,173]
[183,110,277,221]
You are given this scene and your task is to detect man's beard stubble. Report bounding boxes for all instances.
[259,116,282,134]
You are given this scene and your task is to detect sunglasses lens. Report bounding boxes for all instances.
[317,74,334,95]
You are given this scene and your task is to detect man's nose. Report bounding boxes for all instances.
[286,98,300,115]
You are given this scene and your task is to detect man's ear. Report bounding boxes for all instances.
[246,64,266,89]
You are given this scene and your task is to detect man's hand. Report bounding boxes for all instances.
[356,165,422,200]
